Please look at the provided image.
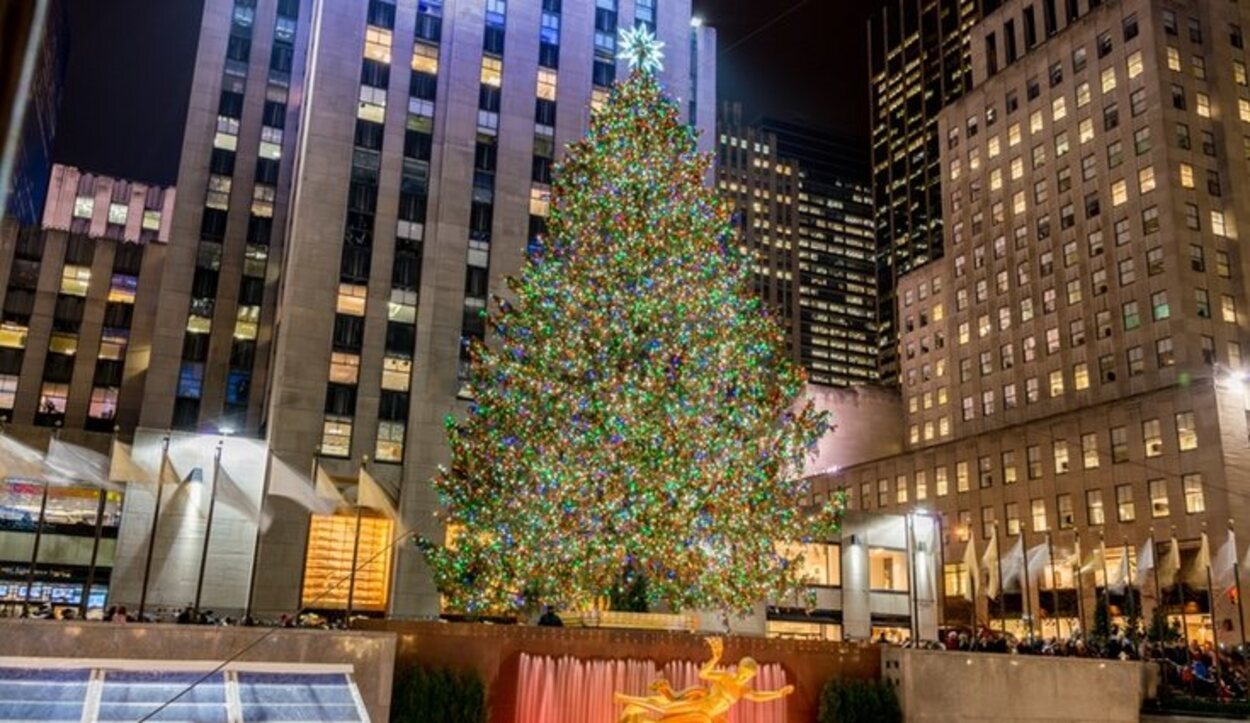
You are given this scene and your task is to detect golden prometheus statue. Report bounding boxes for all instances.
[615,637,794,723]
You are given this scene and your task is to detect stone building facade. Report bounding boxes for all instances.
[826,0,1250,641]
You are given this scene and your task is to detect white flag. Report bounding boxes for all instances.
[108,439,158,487]
[983,526,1001,599]
[215,466,261,525]
[1187,533,1212,587]
[268,457,343,517]
[1159,537,1182,588]
[1215,531,1238,592]
[962,536,979,602]
[1026,543,1050,583]
[1002,538,1025,592]
[358,468,407,537]
[1108,551,1130,595]
[1136,537,1156,587]
[45,438,118,491]
[0,433,51,480]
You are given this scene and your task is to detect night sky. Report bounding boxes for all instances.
[54,0,878,186]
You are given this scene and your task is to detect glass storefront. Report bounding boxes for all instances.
[301,511,393,613]
[0,478,122,615]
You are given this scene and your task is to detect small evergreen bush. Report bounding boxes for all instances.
[392,666,487,723]
[818,678,902,723]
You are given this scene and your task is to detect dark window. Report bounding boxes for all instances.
[361,59,390,88]
[172,398,200,430]
[479,85,501,112]
[226,36,251,63]
[332,315,365,351]
[354,120,385,150]
[404,129,433,160]
[385,321,416,354]
[248,215,273,246]
[65,235,94,265]
[201,208,228,242]
[393,250,422,289]
[182,332,210,362]
[255,158,280,185]
[270,42,294,73]
[483,25,505,54]
[340,246,371,282]
[410,72,437,101]
[535,98,557,126]
[367,0,396,28]
[114,244,143,275]
[324,383,357,415]
[210,148,236,176]
[263,100,287,128]
[219,90,245,119]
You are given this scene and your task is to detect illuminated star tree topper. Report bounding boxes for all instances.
[618,25,666,74]
[424,67,840,617]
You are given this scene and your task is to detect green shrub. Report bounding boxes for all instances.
[392,666,487,723]
[818,678,901,723]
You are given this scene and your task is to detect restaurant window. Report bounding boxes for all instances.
[869,548,909,592]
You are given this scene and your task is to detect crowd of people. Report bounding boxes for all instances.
[0,601,352,629]
[924,623,1250,707]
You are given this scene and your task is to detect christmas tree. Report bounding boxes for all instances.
[425,28,841,616]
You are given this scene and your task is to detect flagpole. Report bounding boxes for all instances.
[80,427,117,619]
[346,455,369,625]
[1047,533,1061,638]
[138,432,171,620]
[1232,520,1247,650]
[1203,527,1220,669]
[244,448,275,621]
[192,439,224,617]
[1021,525,1034,640]
[293,449,321,618]
[21,454,52,611]
[1175,527,1190,648]
[1123,538,1136,634]
[968,533,979,631]
[1150,532,1162,611]
[906,513,918,643]
[994,521,1005,634]
[1075,530,1086,638]
[1099,531,1111,618]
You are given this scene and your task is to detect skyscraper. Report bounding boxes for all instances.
[716,111,878,388]
[869,0,984,383]
[827,0,1250,642]
[0,0,716,617]
[761,119,877,388]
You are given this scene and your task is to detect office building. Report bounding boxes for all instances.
[762,119,878,387]
[0,0,716,617]
[823,0,1250,642]
[716,110,878,387]
[869,0,985,382]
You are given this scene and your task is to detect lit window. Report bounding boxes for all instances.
[73,195,94,219]
[1101,66,1117,93]
[88,387,118,421]
[1149,479,1169,518]
[364,26,393,63]
[1183,474,1205,513]
[1176,412,1198,451]
[536,68,557,101]
[108,274,138,304]
[411,41,439,74]
[38,383,69,415]
[869,548,909,592]
[481,57,503,87]
[529,186,551,216]
[251,184,275,218]
[1143,418,1163,457]
[1086,489,1105,526]
[1241,99,1250,123]
[1222,294,1238,323]
[382,356,411,392]
[1073,363,1089,390]
[358,85,387,122]
[1212,211,1232,238]
[376,421,406,463]
[1051,96,1066,121]
[329,353,361,385]
[1079,118,1094,144]
[1196,92,1211,117]
[234,304,260,340]
[1138,166,1155,193]
[206,174,232,209]
[0,323,28,350]
[1082,433,1099,469]
[1127,50,1143,78]
[388,288,417,323]
[0,375,16,410]
[98,328,128,360]
[321,415,353,457]
[1116,485,1135,522]
[1110,180,1127,206]
[1031,499,1048,532]
[1167,46,1181,71]
[107,202,129,226]
[337,283,368,316]
[142,210,162,231]
[1049,369,1065,397]
[60,265,91,296]
[1180,163,1195,188]
[48,332,77,356]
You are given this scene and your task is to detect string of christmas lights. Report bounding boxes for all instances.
[423,68,842,617]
